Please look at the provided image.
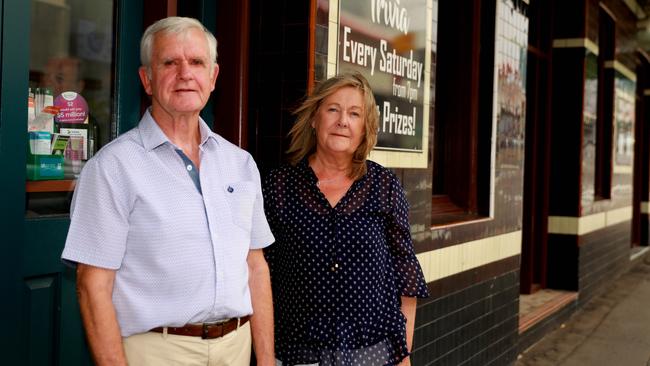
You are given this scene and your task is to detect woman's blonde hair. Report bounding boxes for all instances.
[286,72,379,179]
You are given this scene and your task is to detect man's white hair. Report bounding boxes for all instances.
[140,16,218,78]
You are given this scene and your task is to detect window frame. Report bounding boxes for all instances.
[431,0,496,226]
[594,5,615,200]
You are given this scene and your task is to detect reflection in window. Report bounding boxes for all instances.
[431,0,496,225]
[26,0,114,217]
[594,6,615,200]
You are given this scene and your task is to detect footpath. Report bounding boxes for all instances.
[516,253,650,366]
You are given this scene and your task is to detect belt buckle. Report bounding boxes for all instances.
[201,323,210,339]
[201,321,224,339]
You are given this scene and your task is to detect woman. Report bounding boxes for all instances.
[263,72,429,366]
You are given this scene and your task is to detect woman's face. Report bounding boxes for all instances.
[312,86,365,159]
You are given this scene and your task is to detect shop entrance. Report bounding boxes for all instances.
[0,0,253,362]
[520,0,551,295]
[0,1,144,364]
[1,0,255,363]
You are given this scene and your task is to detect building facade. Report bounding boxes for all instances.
[1,0,649,365]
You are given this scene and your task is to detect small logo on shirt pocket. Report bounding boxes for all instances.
[224,181,255,232]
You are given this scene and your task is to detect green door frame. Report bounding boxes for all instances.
[116,0,145,134]
[0,1,29,363]
[0,1,143,362]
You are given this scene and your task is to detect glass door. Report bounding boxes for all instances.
[26,0,115,216]
[0,0,143,364]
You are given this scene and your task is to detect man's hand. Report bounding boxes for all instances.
[247,249,275,365]
[77,264,127,366]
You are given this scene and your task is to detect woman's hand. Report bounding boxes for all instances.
[398,356,411,366]
[400,296,417,366]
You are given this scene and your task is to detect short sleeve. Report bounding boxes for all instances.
[386,175,429,298]
[247,156,275,249]
[61,154,132,269]
[261,169,281,265]
[262,170,281,235]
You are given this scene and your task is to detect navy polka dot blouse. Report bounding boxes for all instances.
[263,158,429,366]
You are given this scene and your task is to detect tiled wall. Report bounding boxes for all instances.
[412,267,520,365]
[578,222,631,302]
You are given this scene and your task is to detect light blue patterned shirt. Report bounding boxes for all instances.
[62,110,274,337]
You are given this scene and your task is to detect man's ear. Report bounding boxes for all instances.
[209,64,219,91]
[138,66,153,95]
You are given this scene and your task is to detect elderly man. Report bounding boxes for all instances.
[61,17,275,366]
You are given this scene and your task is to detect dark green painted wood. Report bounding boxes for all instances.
[0,0,30,362]
[0,2,3,126]
[59,266,90,365]
[24,276,57,366]
[24,219,70,276]
[23,219,93,364]
[116,0,144,134]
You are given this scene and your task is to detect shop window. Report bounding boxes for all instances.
[26,0,115,216]
[431,0,495,225]
[595,6,615,200]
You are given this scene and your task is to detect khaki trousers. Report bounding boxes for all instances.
[123,322,251,366]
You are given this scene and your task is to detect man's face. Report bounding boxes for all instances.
[139,28,218,118]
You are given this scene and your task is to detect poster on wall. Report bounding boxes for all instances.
[338,0,427,152]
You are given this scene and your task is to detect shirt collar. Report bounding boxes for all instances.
[197,115,218,148]
[297,157,318,185]
[139,108,219,151]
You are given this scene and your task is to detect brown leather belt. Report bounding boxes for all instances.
[151,316,250,339]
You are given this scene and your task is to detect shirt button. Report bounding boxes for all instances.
[186,165,193,171]
[228,186,234,193]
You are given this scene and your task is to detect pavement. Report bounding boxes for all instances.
[516,253,650,366]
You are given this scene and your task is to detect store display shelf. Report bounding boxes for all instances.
[26,179,76,192]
